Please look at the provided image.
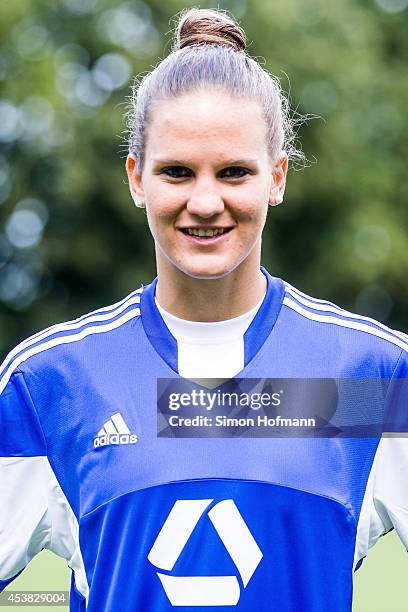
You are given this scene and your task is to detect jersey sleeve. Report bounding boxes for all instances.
[354,348,408,568]
[0,368,52,588]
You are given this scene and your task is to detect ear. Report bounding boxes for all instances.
[269,151,288,207]
[126,153,145,208]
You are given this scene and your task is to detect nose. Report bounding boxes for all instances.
[186,176,225,219]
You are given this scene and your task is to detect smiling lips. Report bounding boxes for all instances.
[179,227,233,241]
[180,227,233,237]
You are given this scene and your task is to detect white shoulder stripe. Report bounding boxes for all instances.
[285,286,408,346]
[0,291,142,379]
[396,329,408,342]
[17,286,143,351]
[284,281,342,310]
[0,308,141,394]
[283,296,408,353]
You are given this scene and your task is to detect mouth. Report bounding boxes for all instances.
[178,227,234,243]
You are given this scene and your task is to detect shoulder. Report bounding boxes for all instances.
[0,286,143,394]
[280,279,408,364]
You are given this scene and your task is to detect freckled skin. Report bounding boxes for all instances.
[126,90,288,321]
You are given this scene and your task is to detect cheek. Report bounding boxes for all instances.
[146,185,184,219]
[231,183,269,213]
[233,196,269,225]
[146,199,176,225]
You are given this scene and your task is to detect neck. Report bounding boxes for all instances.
[154,253,267,322]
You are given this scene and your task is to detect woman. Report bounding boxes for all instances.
[0,7,407,611]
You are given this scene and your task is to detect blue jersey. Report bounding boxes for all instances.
[1,266,407,611]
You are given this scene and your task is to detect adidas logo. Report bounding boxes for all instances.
[93,412,138,448]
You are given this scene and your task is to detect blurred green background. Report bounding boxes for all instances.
[0,0,407,610]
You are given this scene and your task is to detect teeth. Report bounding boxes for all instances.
[186,228,225,237]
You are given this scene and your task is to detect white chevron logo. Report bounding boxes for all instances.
[93,412,138,448]
[148,499,263,606]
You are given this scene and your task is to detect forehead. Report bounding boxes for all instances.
[145,90,268,159]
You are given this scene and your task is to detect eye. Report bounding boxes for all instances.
[219,166,251,179]
[161,166,192,179]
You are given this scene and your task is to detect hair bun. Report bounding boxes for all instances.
[175,8,246,53]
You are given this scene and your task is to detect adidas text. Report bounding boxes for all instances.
[94,433,138,448]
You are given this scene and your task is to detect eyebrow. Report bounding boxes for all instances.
[152,158,259,166]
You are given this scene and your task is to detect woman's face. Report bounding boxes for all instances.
[126,90,287,280]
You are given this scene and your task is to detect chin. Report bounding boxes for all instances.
[178,262,234,281]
